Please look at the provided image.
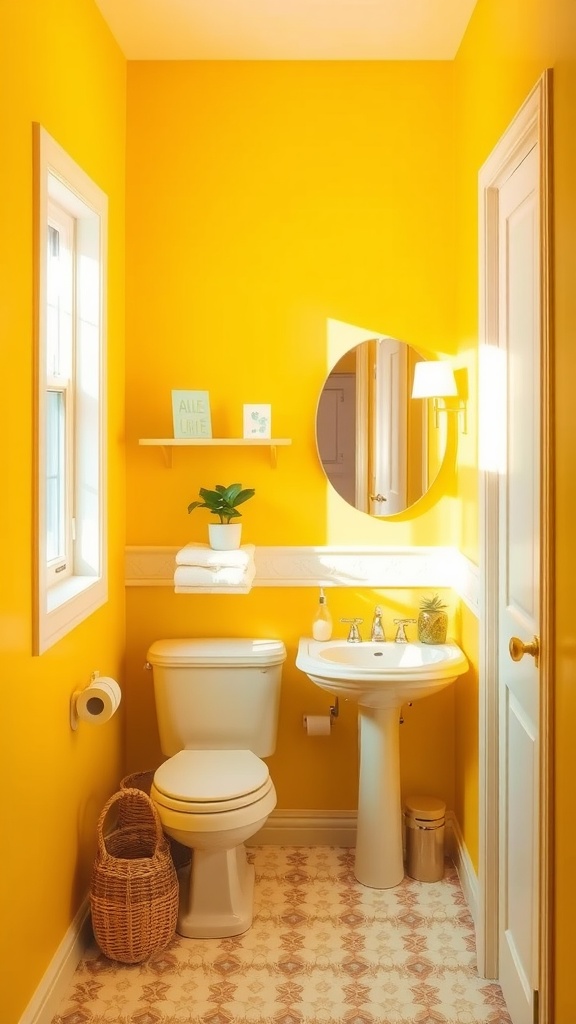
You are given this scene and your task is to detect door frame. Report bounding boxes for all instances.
[478,70,553,1019]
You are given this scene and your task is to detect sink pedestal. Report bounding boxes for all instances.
[355,704,404,888]
[295,637,469,890]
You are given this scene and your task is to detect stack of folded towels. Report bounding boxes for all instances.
[174,543,256,593]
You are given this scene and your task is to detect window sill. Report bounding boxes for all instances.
[47,575,99,612]
[36,573,107,654]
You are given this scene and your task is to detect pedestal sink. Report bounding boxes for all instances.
[296,637,469,889]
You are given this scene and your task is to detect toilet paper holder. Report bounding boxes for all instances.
[302,697,339,734]
[70,671,122,730]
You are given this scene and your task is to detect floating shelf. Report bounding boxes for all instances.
[138,437,292,468]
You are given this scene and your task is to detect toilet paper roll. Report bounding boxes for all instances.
[303,714,331,736]
[76,677,122,725]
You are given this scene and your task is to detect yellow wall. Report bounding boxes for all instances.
[454,0,576,1017]
[125,61,460,551]
[124,60,463,825]
[0,2,126,1020]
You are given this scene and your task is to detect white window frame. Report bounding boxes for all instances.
[33,125,108,655]
[46,202,75,584]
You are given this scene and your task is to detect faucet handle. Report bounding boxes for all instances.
[393,618,417,643]
[340,617,364,643]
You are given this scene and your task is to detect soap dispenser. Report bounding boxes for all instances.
[312,588,333,641]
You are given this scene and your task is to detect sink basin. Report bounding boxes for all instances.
[296,638,469,708]
[296,635,469,890]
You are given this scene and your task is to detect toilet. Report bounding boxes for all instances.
[146,637,286,938]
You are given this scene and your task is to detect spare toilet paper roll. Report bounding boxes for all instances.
[303,714,331,736]
[76,677,122,725]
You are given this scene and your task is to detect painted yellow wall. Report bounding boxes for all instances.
[0,2,126,1020]
[125,61,460,550]
[124,61,464,830]
[455,0,576,1016]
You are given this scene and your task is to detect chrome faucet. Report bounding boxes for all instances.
[393,618,416,643]
[370,605,386,642]
[340,617,363,643]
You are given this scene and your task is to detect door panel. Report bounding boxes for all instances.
[317,373,356,506]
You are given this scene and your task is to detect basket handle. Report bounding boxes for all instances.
[96,786,165,859]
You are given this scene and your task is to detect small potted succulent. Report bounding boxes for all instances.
[187,482,255,550]
[418,593,448,644]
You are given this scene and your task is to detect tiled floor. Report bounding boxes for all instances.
[52,847,511,1024]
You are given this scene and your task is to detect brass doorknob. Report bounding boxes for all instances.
[370,493,387,503]
[509,635,540,667]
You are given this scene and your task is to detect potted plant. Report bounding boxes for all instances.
[187,482,255,550]
[418,593,448,644]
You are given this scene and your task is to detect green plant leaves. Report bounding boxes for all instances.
[187,482,255,524]
[419,592,447,612]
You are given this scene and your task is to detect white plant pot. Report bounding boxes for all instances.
[208,523,242,551]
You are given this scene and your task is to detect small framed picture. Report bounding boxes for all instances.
[243,404,271,439]
[172,390,212,438]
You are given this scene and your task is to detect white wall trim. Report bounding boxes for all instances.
[452,552,480,617]
[125,544,480,607]
[19,900,92,1024]
[248,808,358,847]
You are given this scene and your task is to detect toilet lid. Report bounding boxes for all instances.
[153,749,270,805]
[147,638,286,668]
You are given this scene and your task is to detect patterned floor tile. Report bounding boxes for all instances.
[51,848,512,1024]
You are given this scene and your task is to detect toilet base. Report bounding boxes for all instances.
[176,844,255,938]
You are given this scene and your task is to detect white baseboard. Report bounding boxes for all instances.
[448,810,480,928]
[19,900,92,1024]
[248,808,358,847]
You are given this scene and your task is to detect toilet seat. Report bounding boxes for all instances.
[152,749,272,814]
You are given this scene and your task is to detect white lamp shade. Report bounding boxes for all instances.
[411,360,458,399]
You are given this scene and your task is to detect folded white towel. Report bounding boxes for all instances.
[174,564,256,588]
[175,582,253,594]
[175,542,255,569]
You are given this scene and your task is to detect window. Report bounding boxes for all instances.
[46,204,74,583]
[33,125,108,654]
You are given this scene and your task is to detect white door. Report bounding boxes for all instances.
[480,71,551,1024]
[371,338,407,514]
[496,145,540,1024]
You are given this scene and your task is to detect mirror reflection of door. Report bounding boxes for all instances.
[317,338,429,516]
[316,371,357,507]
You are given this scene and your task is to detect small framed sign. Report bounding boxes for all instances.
[243,404,271,439]
[172,390,212,439]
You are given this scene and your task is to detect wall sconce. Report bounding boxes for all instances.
[411,361,467,434]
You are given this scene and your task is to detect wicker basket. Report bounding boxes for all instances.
[119,770,191,869]
[90,788,179,963]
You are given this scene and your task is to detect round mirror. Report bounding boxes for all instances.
[316,338,445,517]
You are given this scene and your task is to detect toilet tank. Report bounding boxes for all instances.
[146,638,286,758]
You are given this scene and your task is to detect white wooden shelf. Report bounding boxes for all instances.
[138,437,292,468]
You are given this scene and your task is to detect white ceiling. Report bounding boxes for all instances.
[94,0,479,61]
